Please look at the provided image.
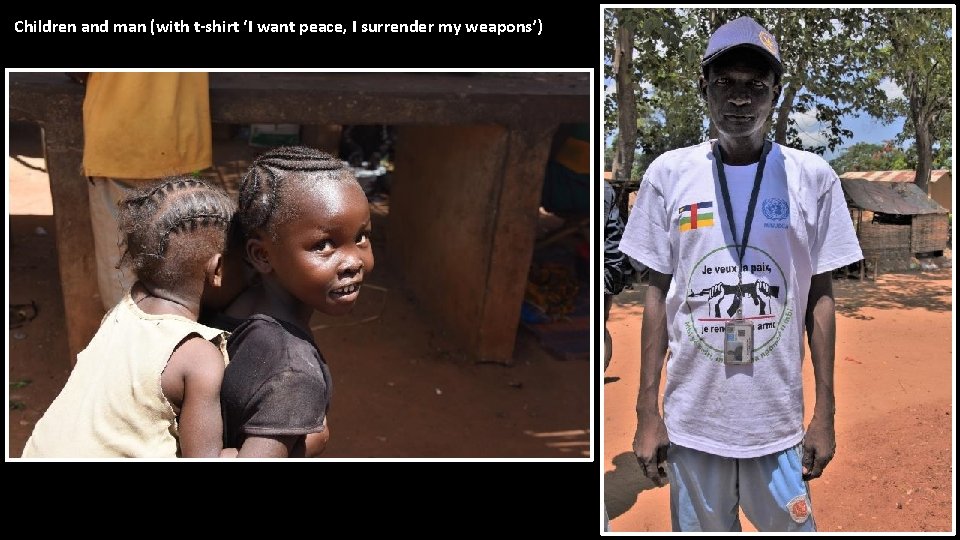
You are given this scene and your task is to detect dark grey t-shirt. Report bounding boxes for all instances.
[221,314,331,449]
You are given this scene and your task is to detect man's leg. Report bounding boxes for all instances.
[666,444,741,531]
[738,443,817,532]
[88,176,140,310]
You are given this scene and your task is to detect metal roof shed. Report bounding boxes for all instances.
[839,177,949,273]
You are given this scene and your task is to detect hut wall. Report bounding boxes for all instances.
[910,213,948,253]
[858,219,912,271]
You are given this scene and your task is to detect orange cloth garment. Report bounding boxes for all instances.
[82,72,212,178]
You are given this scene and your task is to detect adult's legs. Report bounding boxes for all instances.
[666,444,741,531]
[88,176,140,310]
[738,443,817,532]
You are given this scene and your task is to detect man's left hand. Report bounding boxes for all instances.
[801,415,836,480]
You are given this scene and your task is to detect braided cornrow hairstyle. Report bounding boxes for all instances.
[118,177,236,288]
[237,145,358,240]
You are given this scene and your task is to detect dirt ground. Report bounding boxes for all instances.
[6,121,590,459]
[604,269,954,532]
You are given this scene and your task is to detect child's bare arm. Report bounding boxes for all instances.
[163,336,226,457]
[237,435,304,458]
[304,419,329,457]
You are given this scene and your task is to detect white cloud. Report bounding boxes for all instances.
[878,78,905,100]
[792,106,819,130]
[789,106,829,149]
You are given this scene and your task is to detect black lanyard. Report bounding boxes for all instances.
[712,139,773,265]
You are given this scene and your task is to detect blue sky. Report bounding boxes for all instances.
[789,76,908,161]
[798,112,906,162]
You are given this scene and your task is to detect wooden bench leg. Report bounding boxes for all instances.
[42,115,104,365]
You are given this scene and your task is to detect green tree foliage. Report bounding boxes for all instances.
[766,9,885,154]
[604,8,890,179]
[604,8,709,179]
[932,139,951,170]
[829,141,912,174]
[866,8,952,194]
[603,134,645,180]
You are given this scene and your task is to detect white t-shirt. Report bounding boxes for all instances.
[619,140,862,458]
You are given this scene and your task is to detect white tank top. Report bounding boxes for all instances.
[22,293,228,458]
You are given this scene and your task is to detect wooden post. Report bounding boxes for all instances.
[857,208,864,281]
[476,123,556,362]
[390,123,555,363]
[41,100,104,363]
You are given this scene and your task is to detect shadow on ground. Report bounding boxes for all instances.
[832,271,952,320]
[605,451,668,520]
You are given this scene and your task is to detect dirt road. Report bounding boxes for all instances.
[604,271,953,532]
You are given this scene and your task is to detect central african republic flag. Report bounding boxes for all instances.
[679,201,714,232]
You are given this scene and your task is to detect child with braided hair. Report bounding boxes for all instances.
[23,177,237,458]
[218,145,374,458]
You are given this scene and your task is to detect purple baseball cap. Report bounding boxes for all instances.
[702,16,782,77]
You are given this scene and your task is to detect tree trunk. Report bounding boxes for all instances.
[907,69,933,195]
[774,52,807,144]
[773,82,798,144]
[613,11,637,186]
[914,119,932,194]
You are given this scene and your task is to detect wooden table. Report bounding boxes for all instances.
[9,72,589,364]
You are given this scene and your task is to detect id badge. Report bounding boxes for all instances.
[724,319,754,364]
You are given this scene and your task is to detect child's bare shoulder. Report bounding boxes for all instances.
[161,335,225,412]
[169,335,226,379]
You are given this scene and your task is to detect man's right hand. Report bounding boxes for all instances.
[633,412,670,486]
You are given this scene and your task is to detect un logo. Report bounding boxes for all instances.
[762,198,789,221]
[759,31,778,55]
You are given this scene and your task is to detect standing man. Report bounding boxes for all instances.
[79,72,213,310]
[619,16,862,531]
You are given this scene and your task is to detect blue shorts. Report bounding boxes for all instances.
[666,443,817,532]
